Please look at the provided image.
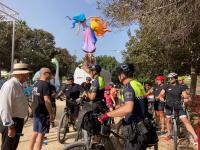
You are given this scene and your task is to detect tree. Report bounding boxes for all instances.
[96,55,118,73]
[0,20,76,77]
[98,0,200,96]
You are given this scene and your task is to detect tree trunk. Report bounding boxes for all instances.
[190,64,197,101]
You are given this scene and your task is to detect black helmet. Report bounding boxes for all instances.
[89,64,102,73]
[115,63,135,76]
[66,74,74,80]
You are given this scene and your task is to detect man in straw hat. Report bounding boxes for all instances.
[0,63,31,150]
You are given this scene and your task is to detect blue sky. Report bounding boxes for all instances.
[4,0,137,62]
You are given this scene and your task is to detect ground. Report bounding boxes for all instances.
[0,100,198,150]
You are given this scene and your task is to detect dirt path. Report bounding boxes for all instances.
[0,100,197,150]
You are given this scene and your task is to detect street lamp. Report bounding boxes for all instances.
[0,1,19,72]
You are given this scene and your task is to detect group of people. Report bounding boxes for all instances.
[145,74,198,144]
[0,61,198,150]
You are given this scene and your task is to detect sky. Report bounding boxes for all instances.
[2,0,137,62]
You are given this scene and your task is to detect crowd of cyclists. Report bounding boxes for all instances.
[0,62,198,150]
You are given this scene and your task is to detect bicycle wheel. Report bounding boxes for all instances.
[62,142,88,150]
[172,118,178,150]
[58,112,69,143]
[116,119,126,149]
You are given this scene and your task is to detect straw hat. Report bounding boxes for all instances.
[12,63,32,75]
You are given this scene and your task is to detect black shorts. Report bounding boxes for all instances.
[165,106,187,118]
[154,101,165,111]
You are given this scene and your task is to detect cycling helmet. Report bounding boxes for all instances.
[115,63,135,76]
[178,76,185,81]
[86,76,91,81]
[167,72,178,79]
[155,75,165,81]
[89,64,102,73]
[66,74,74,80]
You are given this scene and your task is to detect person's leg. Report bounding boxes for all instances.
[180,116,197,140]
[12,118,24,150]
[35,133,45,150]
[158,102,166,134]
[29,132,38,150]
[29,117,39,150]
[1,118,24,150]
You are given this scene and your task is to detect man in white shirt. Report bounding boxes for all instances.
[0,63,31,150]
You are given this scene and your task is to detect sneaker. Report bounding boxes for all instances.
[193,138,198,145]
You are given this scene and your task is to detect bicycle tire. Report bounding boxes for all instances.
[173,118,178,150]
[58,112,69,143]
[116,119,126,149]
[62,142,88,150]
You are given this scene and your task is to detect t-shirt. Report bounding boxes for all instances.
[163,83,185,108]
[61,83,82,101]
[153,84,165,100]
[89,77,104,100]
[123,82,144,124]
[32,80,50,117]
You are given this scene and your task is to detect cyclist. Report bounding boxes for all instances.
[153,75,166,135]
[57,75,82,121]
[98,63,149,150]
[81,76,92,92]
[178,76,190,94]
[84,64,105,101]
[159,72,197,143]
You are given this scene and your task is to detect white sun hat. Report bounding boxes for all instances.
[12,63,32,75]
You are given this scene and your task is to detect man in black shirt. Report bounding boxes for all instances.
[57,75,82,119]
[159,72,197,143]
[29,68,55,150]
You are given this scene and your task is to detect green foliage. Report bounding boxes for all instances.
[96,55,118,73]
[0,20,76,77]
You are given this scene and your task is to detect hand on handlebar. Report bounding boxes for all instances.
[98,113,109,123]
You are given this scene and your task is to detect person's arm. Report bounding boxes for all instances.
[110,95,116,106]
[0,84,16,137]
[182,91,189,103]
[0,84,15,127]
[43,83,54,121]
[107,101,133,117]
[77,23,81,35]
[159,89,166,102]
[87,92,96,101]
[146,88,153,96]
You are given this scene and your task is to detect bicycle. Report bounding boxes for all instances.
[57,97,81,143]
[24,97,33,125]
[171,103,190,150]
[62,112,120,150]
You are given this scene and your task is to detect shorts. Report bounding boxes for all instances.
[158,101,165,112]
[154,101,165,111]
[165,106,187,118]
[33,116,50,133]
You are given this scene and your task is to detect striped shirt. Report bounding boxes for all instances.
[0,77,28,126]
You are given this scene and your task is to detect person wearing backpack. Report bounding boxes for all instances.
[98,63,153,150]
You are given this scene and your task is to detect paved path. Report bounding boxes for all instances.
[0,101,198,150]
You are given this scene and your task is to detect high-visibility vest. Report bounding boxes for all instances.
[98,75,105,90]
[130,80,146,98]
